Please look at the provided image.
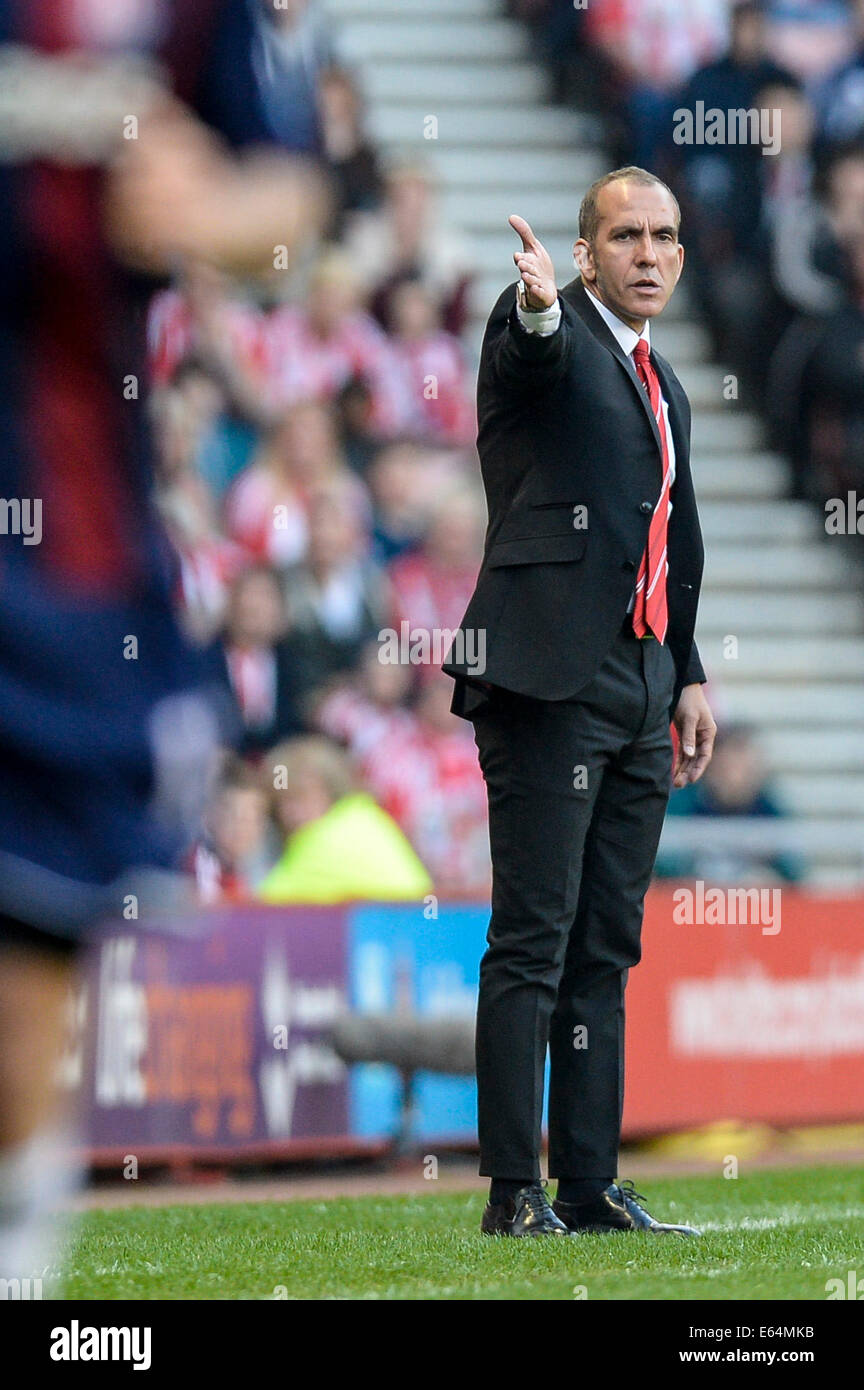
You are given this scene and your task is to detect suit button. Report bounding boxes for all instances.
[639,500,653,514]
[622,559,636,572]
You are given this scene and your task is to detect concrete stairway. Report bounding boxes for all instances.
[324,0,864,886]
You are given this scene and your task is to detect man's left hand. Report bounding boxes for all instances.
[672,684,716,788]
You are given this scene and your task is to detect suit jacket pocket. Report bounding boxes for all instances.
[485,529,588,568]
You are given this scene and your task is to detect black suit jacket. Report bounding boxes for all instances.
[444,277,706,716]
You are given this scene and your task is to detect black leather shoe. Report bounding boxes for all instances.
[482,1182,571,1236]
[553,1180,701,1236]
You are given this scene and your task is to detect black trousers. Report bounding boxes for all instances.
[471,618,677,1179]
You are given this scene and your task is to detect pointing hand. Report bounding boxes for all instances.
[509,214,557,310]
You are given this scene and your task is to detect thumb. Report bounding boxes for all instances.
[679,716,697,758]
[508,213,536,252]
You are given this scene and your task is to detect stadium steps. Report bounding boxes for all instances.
[323,0,864,885]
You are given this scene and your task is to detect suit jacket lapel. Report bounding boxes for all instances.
[562,277,668,474]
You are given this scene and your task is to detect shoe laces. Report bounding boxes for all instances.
[615,1179,649,1216]
[521,1180,551,1219]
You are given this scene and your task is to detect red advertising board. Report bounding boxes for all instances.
[624,889,864,1133]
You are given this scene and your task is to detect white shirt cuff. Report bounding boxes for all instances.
[515,287,561,336]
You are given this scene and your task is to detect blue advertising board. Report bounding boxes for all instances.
[346,902,487,1142]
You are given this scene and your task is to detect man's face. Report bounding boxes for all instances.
[573,181,684,331]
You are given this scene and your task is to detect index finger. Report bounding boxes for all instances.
[508,213,536,251]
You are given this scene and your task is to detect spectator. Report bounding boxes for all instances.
[736,77,825,401]
[225,399,357,566]
[584,0,728,169]
[217,563,304,755]
[508,0,619,112]
[655,723,805,883]
[760,80,844,326]
[318,65,385,237]
[314,639,416,758]
[262,247,409,435]
[192,753,276,902]
[342,159,475,336]
[170,356,258,498]
[765,0,856,89]
[773,228,864,505]
[151,386,247,642]
[674,1,798,377]
[815,0,864,150]
[819,143,864,252]
[355,670,491,898]
[767,146,864,493]
[147,258,266,397]
[282,480,387,708]
[334,376,383,476]
[387,482,485,673]
[258,737,432,902]
[367,440,438,565]
[386,277,476,446]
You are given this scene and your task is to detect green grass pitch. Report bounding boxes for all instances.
[61,1164,864,1301]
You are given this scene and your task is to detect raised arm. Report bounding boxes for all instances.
[489,215,572,391]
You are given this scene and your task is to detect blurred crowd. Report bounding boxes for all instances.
[158,0,823,905]
[514,0,864,516]
[151,1,490,903]
[510,0,821,873]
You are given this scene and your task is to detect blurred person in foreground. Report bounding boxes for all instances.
[444,170,714,1237]
[0,0,329,1288]
[258,738,431,904]
[194,0,337,156]
[655,724,805,884]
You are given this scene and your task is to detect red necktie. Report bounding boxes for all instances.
[631,338,671,644]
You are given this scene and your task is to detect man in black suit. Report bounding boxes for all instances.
[444,167,716,1237]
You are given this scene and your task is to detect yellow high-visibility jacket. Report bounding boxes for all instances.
[258,792,433,905]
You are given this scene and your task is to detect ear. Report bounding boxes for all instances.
[573,237,595,282]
